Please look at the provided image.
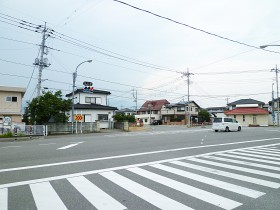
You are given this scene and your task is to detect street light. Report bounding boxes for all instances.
[71,60,92,134]
[260,44,280,127]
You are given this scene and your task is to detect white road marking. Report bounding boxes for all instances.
[68,176,126,210]
[39,143,56,146]
[241,149,280,157]
[215,153,280,166]
[101,171,193,210]
[30,182,67,210]
[247,148,280,154]
[171,160,280,188]
[207,156,280,171]
[190,158,280,179]
[0,188,7,210]
[151,163,264,198]
[228,151,280,161]
[128,167,242,210]
[0,138,279,174]
[56,141,84,150]
[1,146,21,149]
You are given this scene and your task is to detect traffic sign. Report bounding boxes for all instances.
[74,115,84,121]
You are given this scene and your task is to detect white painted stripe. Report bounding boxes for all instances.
[171,161,280,188]
[151,164,264,198]
[30,182,67,210]
[228,151,280,161]
[101,171,192,210]
[207,156,280,171]
[2,142,280,189]
[68,176,126,210]
[243,149,280,157]
[1,146,21,149]
[247,148,280,154]
[39,143,56,146]
[253,148,280,152]
[128,167,242,210]
[216,153,280,166]
[57,141,84,150]
[0,188,8,210]
[1,138,280,173]
[190,158,280,179]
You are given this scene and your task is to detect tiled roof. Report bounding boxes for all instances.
[228,98,265,106]
[74,103,118,110]
[138,99,169,111]
[66,89,111,97]
[225,107,269,115]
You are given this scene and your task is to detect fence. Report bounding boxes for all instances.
[47,122,99,135]
[1,124,46,136]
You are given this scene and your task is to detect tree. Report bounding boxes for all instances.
[198,109,211,122]
[113,113,136,123]
[25,91,72,125]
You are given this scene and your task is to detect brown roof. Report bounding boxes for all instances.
[138,99,169,112]
[225,107,269,115]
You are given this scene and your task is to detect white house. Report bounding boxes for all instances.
[66,89,118,128]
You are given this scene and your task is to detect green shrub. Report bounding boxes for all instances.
[0,132,13,138]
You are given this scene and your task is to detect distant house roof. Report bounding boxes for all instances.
[225,107,269,115]
[116,108,136,113]
[0,86,26,96]
[228,99,265,106]
[138,99,169,112]
[166,100,201,109]
[74,103,117,110]
[66,89,111,97]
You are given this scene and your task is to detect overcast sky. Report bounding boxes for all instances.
[1,0,280,109]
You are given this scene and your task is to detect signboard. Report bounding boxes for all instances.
[74,115,84,122]
[3,116,11,126]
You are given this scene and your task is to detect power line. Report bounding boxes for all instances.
[0,36,39,46]
[112,0,280,54]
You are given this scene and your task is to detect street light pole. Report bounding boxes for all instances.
[71,60,92,134]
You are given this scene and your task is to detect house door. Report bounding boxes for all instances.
[253,115,257,124]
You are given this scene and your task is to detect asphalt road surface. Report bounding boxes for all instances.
[1,126,280,210]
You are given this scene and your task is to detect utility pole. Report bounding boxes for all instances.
[132,89,138,112]
[182,68,194,127]
[271,65,280,127]
[36,22,48,97]
[272,83,275,126]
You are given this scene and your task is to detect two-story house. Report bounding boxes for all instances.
[0,86,26,129]
[225,98,269,126]
[161,101,201,125]
[66,89,118,128]
[135,99,169,125]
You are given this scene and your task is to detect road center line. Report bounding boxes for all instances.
[56,142,84,150]
[39,143,56,146]
[1,146,21,149]
[0,137,279,174]
[1,142,280,189]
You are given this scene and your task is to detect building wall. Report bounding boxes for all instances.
[135,114,160,124]
[226,114,268,126]
[75,92,107,106]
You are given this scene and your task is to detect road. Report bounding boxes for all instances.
[1,126,280,210]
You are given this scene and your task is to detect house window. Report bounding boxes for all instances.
[195,108,198,112]
[243,115,245,122]
[177,107,185,112]
[85,97,101,104]
[234,115,236,119]
[6,96,17,102]
[98,114,108,121]
[144,119,148,123]
[186,107,189,111]
[154,111,158,114]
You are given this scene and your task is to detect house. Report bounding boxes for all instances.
[225,98,269,126]
[116,108,136,116]
[66,89,118,128]
[161,101,201,125]
[135,99,169,125]
[0,86,26,129]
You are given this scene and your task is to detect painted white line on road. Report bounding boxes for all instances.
[171,160,280,188]
[39,143,57,146]
[242,149,280,157]
[30,182,67,210]
[128,167,242,210]
[151,164,264,198]
[56,141,84,150]
[0,138,280,174]
[251,148,280,153]
[0,188,7,210]
[101,171,193,210]
[1,143,280,189]
[68,176,126,210]
[228,151,280,161]
[1,146,21,149]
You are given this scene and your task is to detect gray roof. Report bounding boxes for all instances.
[66,89,111,97]
[228,99,265,106]
[74,103,118,110]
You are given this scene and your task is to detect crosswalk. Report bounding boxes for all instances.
[1,143,280,210]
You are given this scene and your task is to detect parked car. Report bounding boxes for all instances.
[152,120,162,125]
[212,117,241,132]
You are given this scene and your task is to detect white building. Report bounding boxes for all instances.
[66,89,118,128]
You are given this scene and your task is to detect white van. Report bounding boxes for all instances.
[212,117,242,132]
